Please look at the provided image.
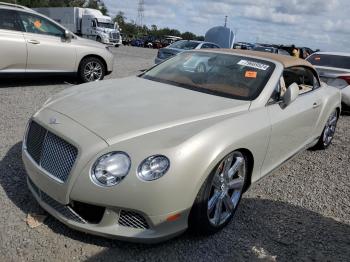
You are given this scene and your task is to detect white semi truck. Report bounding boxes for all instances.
[34,7,122,46]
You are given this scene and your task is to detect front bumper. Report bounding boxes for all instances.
[104,50,115,73]
[27,176,187,243]
[341,85,350,106]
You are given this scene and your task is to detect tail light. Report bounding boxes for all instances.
[338,76,350,85]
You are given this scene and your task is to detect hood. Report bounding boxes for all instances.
[205,26,235,48]
[74,36,107,49]
[158,48,182,60]
[47,77,251,144]
[164,47,184,53]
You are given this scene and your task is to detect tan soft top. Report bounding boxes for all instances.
[200,49,314,69]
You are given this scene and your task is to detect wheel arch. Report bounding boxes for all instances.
[237,148,254,192]
[187,147,255,229]
[78,55,108,74]
[192,147,255,207]
[336,106,341,117]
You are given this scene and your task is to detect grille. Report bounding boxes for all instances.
[118,210,149,229]
[28,177,86,224]
[26,121,46,163]
[110,32,119,40]
[41,192,86,223]
[26,121,78,183]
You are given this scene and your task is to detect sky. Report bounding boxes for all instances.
[104,0,350,52]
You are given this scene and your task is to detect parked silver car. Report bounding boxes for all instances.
[307,52,350,108]
[155,40,220,64]
[0,2,114,82]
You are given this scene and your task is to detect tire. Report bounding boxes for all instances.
[96,36,102,43]
[78,57,105,83]
[195,63,206,73]
[312,109,338,150]
[189,151,249,234]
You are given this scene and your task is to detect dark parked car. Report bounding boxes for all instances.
[130,39,144,47]
[253,46,290,56]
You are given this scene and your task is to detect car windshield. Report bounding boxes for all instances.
[169,40,200,50]
[97,22,114,29]
[307,54,350,70]
[141,52,275,100]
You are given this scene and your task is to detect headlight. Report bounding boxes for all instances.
[91,152,131,187]
[137,155,170,181]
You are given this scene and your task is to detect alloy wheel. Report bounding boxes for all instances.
[84,62,103,82]
[207,152,246,226]
[323,110,338,147]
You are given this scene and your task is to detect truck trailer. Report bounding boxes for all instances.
[34,7,122,46]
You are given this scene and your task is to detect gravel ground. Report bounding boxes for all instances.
[0,46,349,262]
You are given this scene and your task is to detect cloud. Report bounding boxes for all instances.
[103,0,350,52]
[324,19,350,34]
[242,6,302,25]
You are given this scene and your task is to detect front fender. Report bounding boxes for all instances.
[183,107,271,207]
[314,85,342,137]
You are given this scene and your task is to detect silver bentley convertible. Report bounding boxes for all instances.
[22,50,341,243]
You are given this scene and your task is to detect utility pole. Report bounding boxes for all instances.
[224,15,228,27]
[137,0,145,28]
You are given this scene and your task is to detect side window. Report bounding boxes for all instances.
[92,20,96,28]
[18,12,64,37]
[201,43,210,49]
[283,67,315,95]
[312,73,321,89]
[212,44,220,48]
[0,10,22,31]
[269,83,282,103]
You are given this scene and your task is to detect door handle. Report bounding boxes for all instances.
[313,102,320,108]
[27,39,40,45]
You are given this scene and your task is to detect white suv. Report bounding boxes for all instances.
[0,2,114,82]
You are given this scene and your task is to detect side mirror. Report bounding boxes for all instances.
[282,83,299,107]
[64,30,73,40]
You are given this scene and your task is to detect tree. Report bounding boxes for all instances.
[2,0,85,8]
[114,11,126,27]
[151,24,157,32]
[112,11,203,40]
[195,35,205,41]
[2,0,49,7]
[99,2,108,15]
[181,31,196,40]
[85,0,99,9]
